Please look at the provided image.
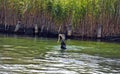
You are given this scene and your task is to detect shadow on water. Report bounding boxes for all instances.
[0,35,120,74]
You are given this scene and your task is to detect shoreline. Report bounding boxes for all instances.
[0,24,120,43]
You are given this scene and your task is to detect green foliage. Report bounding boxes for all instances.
[0,0,119,25]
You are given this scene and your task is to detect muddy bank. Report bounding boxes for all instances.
[0,24,120,42]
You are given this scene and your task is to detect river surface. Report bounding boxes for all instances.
[0,35,120,74]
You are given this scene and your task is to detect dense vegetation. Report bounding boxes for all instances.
[0,0,120,37]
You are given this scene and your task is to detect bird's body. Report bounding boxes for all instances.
[57,34,67,50]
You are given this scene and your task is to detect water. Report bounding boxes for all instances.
[0,36,120,74]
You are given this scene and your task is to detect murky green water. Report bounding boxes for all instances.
[0,35,120,74]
